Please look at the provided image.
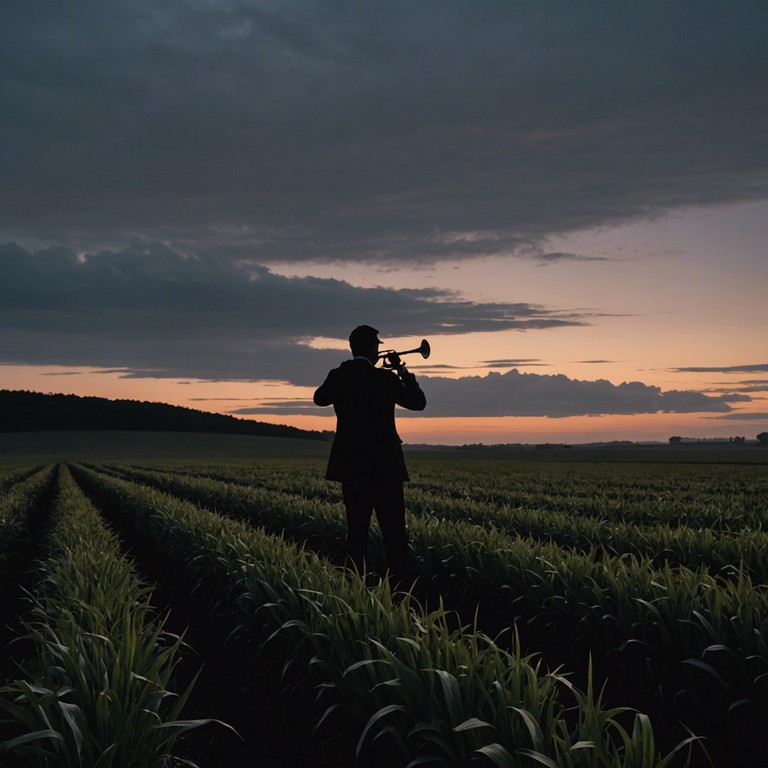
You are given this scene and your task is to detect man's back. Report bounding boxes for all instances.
[314,358,425,482]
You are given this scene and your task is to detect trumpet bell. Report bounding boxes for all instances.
[377,338,431,366]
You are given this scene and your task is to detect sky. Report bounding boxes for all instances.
[1,1,767,445]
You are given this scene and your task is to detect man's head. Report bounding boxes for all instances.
[349,324,382,362]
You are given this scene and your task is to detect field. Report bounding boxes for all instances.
[1,435,767,766]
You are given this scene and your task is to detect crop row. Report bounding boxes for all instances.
[115,459,768,531]
[0,466,57,693]
[0,465,44,494]
[407,460,768,528]
[0,467,57,598]
[81,464,768,762]
[0,466,218,766]
[71,464,696,768]
[89,465,759,628]
[104,463,768,593]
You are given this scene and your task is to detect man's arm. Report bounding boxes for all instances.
[313,368,340,406]
[393,370,426,411]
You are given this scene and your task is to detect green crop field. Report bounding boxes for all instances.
[2,438,767,766]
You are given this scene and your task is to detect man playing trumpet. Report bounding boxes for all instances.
[313,324,427,583]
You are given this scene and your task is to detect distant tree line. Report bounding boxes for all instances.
[670,434,768,445]
[0,390,332,441]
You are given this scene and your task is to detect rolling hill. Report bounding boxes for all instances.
[0,390,331,442]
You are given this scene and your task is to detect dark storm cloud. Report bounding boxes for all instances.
[1,1,766,261]
[233,369,744,418]
[0,242,587,385]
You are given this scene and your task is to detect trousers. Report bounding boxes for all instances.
[341,479,409,580]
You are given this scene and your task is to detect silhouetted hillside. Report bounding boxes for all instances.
[0,390,331,441]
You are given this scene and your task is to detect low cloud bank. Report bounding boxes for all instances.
[234,369,746,419]
[0,242,587,386]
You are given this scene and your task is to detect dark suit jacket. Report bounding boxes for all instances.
[314,358,426,483]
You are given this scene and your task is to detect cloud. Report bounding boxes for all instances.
[480,359,549,369]
[1,1,766,261]
[385,372,749,418]
[704,412,768,421]
[673,364,768,374]
[39,371,86,377]
[234,369,744,418]
[534,252,613,266]
[0,242,590,385]
[704,383,768,394]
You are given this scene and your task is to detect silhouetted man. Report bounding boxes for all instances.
[313,325,426,581]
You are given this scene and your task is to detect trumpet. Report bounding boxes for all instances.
[378,339,431,370]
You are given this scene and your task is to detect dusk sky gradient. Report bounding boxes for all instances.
[2,1,766,444]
